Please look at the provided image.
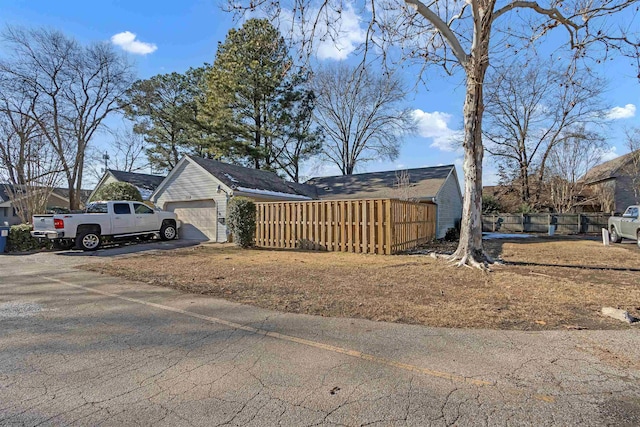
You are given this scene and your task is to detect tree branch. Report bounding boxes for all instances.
[404,0,469,66]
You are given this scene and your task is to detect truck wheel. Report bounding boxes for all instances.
[610,227,622,243]
[160,223,177,241]
[637,230,640,249]
[77,231,101,251]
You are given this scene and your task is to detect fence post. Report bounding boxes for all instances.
[578,213,581,234]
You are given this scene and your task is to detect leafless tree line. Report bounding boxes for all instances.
[0,27,134,212]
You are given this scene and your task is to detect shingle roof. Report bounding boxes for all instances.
[188,156,317,198]
[0,184,91,204]
[108,169,166,192]
[51,188,93,204]
[581,150,640,184]
[306,165,455,201]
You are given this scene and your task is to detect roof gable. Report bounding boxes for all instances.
[107,169,166,191]
[306,165,457,201]
[582,150,640,184]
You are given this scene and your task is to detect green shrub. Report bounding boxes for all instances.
[91,182,142,202]
[6,224,51,252]
[443,219,461,242]
[516,203,535,214]
[482,195,502,214]
[227,197,256,248]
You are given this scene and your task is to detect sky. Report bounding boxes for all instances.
[1,0,639,187]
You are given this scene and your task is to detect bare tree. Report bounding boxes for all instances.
[0,84,63,222]
[0,27,134,210]
[484,59,607,207]
[225,0,638,268]
[593,180,616,212]
[310,63,415,175]
[394,169,418,202]
[85,125,149,183]
[547,131,608,213]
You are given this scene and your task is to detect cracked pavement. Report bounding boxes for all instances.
[1,248,639,426]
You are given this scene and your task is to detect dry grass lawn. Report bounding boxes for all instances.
[81,236,640,330]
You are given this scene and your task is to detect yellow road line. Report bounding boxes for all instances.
[42,275,492,387]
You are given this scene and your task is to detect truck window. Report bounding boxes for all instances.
[134,203,154,214]
[113,203,132,215]
[86,203,108,213]
[624,207,638,218]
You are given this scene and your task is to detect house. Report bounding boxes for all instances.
[0,184,91,226]
[307,165,462,238]
[151,155,316,241]
[152,156,462,241]
[90,169,166,202]
[579,150,640,213]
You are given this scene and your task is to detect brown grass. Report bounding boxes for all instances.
[81,237,640,330]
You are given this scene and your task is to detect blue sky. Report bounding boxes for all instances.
[1,0,639,186]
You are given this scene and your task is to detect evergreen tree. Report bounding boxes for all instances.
[121,66,210,173]
[203,19,319,172]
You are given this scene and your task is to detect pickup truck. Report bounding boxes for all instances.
[608,205,640,247]
[31,200,180,251]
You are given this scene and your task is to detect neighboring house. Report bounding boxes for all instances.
[151,155,315,241]
[579,150,640,213]
[307,165,462,238]
[90,169,166,202]
[0,184,91,226]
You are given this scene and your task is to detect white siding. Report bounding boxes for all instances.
[153,160,229,242]
[102,175,119,187]
[90,175,119,201]
[0,206,20,226]
[435,171,463,238]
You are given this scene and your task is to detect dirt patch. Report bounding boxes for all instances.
[81,237,640,330]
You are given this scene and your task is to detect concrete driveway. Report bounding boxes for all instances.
[1,248,639,426]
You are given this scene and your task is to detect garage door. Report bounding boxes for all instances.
[165,200,217,241]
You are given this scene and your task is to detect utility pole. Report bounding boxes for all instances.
[101,151,110,173]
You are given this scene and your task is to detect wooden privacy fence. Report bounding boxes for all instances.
[255,199,436,254]
[482,212,612,234]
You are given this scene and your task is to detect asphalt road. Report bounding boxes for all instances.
[1,243,639,426]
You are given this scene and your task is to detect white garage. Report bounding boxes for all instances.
[165,200,217,241]
[151,155,315,242]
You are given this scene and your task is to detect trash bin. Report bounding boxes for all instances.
[0,225,9,253]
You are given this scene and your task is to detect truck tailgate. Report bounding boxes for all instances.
[32,215,55,231]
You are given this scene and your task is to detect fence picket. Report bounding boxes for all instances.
[255,199,436,254]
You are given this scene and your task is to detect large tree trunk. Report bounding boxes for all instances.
[450,73,487,267]
[521,164,530,203]
[449,7,493,268]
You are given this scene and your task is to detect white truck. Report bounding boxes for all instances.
[31,201,180,251]
[608,205,640,247]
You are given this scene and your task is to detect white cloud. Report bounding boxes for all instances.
[279,5,366,61]
[607,104,636,120]
[111,31,157,55]
[412,109,462,151]
[315,6,366,60]
[600,146,618,162]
